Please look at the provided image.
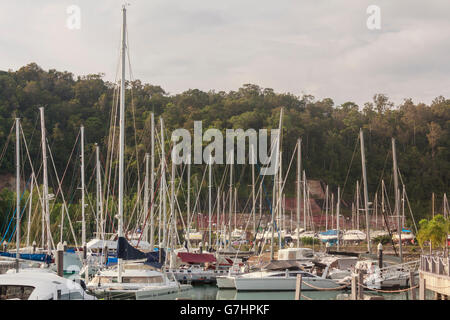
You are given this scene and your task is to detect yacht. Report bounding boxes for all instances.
[0,269,95,300]
[233,268,343,291]
[392,229,415,244]
[87,262,192,299]
[342,230,367,243]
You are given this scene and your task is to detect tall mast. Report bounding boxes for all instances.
[80,126,86,247]
[360,129,371,252]
[144,153,150,242]
[402,185,405,230]
[331,193,334,229]
[150,113,155,250]
[39,107,51,254]
[325,185,329,231]
[251,144,256,236]
[117,5,127,282]
[278,151,283,249]
[96,144,103,240]
[169,160,176,267]
[303,170,307,230]
[337,186,340,251]
[15,118,20,271]
[160,117,167,251]
[229,154,233,248]
[26,173,33,248]
[186,153,191,250]
[216,187,220,249]
[356,180,360,230]
[296,139,301,247]
[270,107,283,260]
[374,192,378,230]
[208,154,212,249]
[392,138,402,262]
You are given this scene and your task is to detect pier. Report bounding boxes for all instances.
[420,255,450,300]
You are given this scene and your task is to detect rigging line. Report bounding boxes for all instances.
[46,135,80,252]
[397,170,418,234]
[341,134,360,198]
[0,122,15,167]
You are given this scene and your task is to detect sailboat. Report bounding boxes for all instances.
[85,5,191,299]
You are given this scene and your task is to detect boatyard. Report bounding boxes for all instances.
[0,2,448,307]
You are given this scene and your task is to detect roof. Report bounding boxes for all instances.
[177,252,216,264]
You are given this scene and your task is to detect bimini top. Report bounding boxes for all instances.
[177,252,216,264]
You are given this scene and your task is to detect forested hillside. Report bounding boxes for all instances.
[0,63,448,240]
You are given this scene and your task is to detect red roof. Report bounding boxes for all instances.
[177,252,216,264]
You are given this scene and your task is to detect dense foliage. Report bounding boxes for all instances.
[0,63,448,243]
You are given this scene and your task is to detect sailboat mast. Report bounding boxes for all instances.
[150,113,155,250]
[186,153,191,250]
[80,126,86,247]
[144,153,150,242]
[118,5,127,282]
[160,117,167,251]
[325,185,329,231]
[39,107,51,254]
[15,118,20,271]
[303,170,306,230]
[360,129,371,252]
[26,173,33,248]
[251,144,256,237]
[208,155,212,249]
[337,186,340,251]
[96,144,103,240]
[392,138,402,262]
[296,139,301,247]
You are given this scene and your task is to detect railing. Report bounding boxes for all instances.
[420,255,450,277]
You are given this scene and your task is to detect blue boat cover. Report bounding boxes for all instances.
[0,251,52,264]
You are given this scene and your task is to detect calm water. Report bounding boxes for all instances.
[170,284,434,300]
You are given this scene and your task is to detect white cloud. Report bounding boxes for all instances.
[0,0,448,106]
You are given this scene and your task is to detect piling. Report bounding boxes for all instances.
[295,274,302,300]
[358,270,364,300]
[56,242,64,277]
[419,277,426,300]
[409,271,416,300]
[351,274,358,300]
[377,242,383,269]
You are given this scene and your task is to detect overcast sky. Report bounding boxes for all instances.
[1,0,449,106]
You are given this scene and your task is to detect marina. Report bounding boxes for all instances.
[0,2,448,307]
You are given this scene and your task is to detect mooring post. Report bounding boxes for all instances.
[378,242,383,270]
[104,245,108,265]
[351,274,358,300]
[56,242,64,277]
[295,274,303,300]
[409,271,416,300]
[358,270,364,300]
[419,277,426,300]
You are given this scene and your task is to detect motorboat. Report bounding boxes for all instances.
[0,268,95,300]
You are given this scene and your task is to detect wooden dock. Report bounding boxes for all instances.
[420,255,450,299]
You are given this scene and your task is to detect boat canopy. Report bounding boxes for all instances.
[177,252,216,264]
